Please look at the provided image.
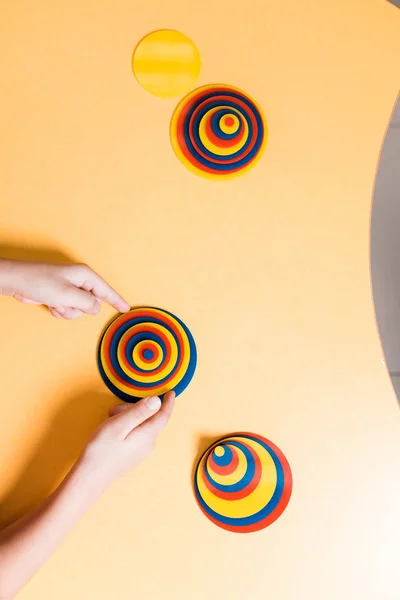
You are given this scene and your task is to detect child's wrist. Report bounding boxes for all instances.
[0,259,31,297]
[0,259,18,294]
[71,455,112,499]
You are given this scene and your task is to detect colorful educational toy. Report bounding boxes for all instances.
[132,30,201,98]
[193,433,292,533]
[98,307,197,402]
[170,84,267,180]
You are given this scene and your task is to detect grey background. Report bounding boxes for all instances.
[371,95,400,398]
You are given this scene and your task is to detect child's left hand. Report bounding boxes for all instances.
[0,259,130,319]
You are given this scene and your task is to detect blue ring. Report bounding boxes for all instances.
[212,446,232,466]
[210,109,242,140]
[205,441,256,493]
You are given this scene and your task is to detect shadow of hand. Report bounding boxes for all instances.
[0,241,75,265]
[0,387,119,528]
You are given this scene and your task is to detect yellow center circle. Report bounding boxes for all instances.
[214,446,225,457]
[132,341,163,371]
[199,106,248,156]
[132,29,201,99]
[220,114,240,134]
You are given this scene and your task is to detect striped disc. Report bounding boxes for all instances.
[97,307,197,402]
[194,433,292,533]
[170,84,267,180]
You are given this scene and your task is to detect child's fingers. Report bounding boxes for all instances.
[13,294,40,305]
[65,264,130,313]
[61,285,101,315]
[49,306,84,319]
[61,307,85,319]
[133,391,175,438]
[107,396,162,439]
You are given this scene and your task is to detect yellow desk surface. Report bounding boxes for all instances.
[0,1,399,598]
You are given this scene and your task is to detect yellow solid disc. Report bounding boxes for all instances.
[132,29,201,99]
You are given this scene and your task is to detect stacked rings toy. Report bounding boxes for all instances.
[193,433,292,533]
[170,84,267,180]
[97,307,197,402]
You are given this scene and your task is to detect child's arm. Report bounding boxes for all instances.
[0,393,175,600]
[0,258,130,319]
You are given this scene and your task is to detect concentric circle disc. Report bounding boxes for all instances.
[193,433,292,533]
[97,307,197,402]
[170,84,267,180]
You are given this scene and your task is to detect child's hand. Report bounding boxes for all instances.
[0,392,175,598]
[0,259,129,319]
[78,392,175,491]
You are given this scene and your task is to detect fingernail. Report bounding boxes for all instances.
[57,307,65,315]
[146,396,161,410]
[93,301,101,314]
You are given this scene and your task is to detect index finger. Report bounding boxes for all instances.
[68,264,130,312]
[132,391,175,438]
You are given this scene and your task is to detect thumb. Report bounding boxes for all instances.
[107,396,162,439]
[61,284,101,315]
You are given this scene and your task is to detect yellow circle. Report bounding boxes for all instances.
[116,324,178,383]
[132,30,201,99]
[214,446,224,457]
[198,106,248,156]
[132,341,163,371]
[220,114,239,134]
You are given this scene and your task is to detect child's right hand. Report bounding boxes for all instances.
[77,392,175,492]
[0,259,129,319]
[0,392,175,600]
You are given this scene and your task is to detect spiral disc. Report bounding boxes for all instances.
[170,84,267,180]
[97,307,197,402]
[194,433,292,533]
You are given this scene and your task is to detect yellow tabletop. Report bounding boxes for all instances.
[0,1,399,599]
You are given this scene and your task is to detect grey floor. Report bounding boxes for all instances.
[371,95,400,399]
